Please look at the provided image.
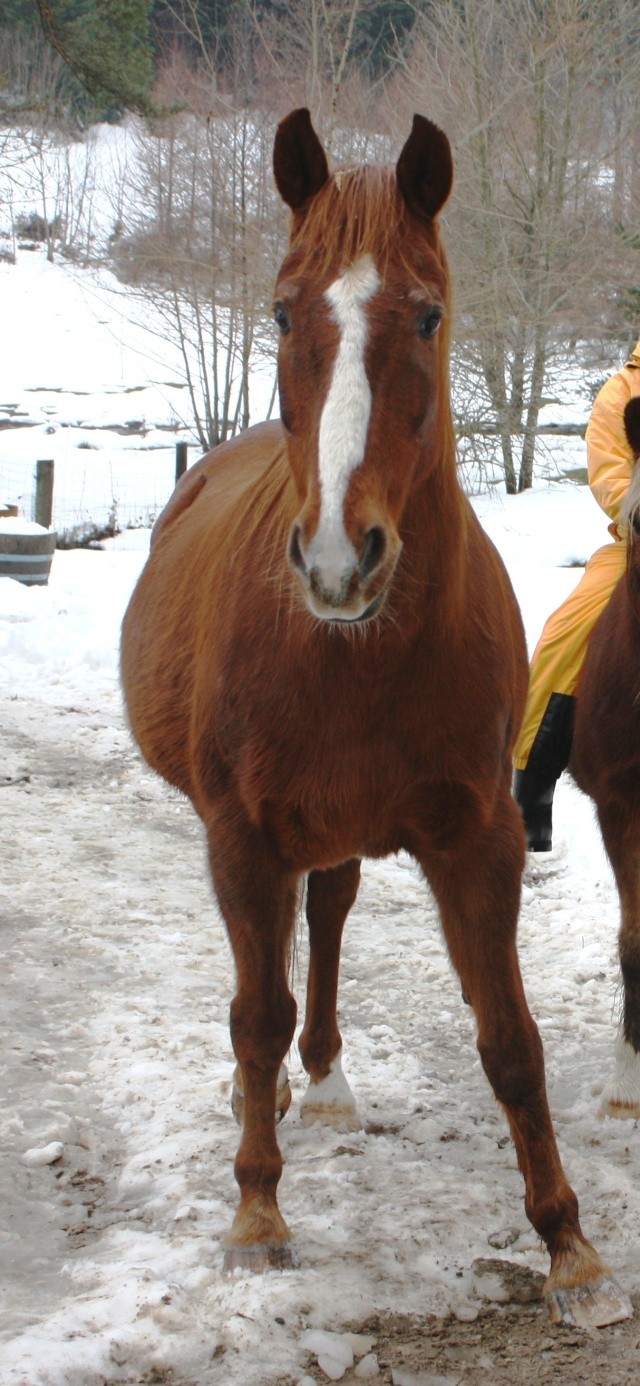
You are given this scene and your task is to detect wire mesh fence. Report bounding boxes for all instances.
[0,446,183,544]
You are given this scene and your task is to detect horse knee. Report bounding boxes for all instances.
[478,1023,544,1108]
[230,991,297,1069]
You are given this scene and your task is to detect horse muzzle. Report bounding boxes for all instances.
[288,520,399,623]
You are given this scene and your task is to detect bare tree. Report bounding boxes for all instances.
[107,0,389,449]
[112,94,284,449]
[392,0,640,491]
[249,0,375,152]
[0,24,99,265]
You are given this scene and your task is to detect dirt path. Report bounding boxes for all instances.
[340,1297,640,1386]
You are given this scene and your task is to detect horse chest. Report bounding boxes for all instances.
[210,612,502,868]
[234,713,480,869]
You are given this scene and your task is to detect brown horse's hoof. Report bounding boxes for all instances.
[299,1053,361,1131]
[546,1276,633,1329]
[222,1240,296,1274]
[601,1097,640,1120]
[600,1038,640,1119]
[231,1063,292,1127]
[300,1099,361,1132]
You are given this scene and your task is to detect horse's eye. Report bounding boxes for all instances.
[274,303,291,336]
[417,307,443,340]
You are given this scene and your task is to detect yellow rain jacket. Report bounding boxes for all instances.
[513,341,640,770]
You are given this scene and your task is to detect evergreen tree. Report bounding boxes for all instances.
[0,1,39,28]
[352,1,417,76]
[34,0,156,114]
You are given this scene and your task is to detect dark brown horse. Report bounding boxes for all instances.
[121,109,630,1327]
[571,396,640,1121]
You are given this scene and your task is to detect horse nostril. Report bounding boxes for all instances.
[288,523,307,575]
[359,526,386,581]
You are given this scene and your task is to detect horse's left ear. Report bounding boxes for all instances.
[273,108,330,211]
[396,115,453,221]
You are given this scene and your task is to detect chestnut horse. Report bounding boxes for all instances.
[121,110,630,1327]
[572,396,640,1120]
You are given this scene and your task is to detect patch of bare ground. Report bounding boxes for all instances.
[294,1295,640,1386]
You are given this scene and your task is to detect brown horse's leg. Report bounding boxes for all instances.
[419,788,631,1328]
[230,1059,292,1128]
[205,810,298,1271]
[595,800,640,1119]
[299,859,362,1131]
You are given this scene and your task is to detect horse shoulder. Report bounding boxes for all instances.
[151,420,286,547]
[122,421,288,797]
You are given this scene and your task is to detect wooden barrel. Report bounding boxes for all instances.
[0,529,57,585]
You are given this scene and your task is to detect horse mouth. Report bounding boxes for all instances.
[336,591,385,623]
[309,589,386,624]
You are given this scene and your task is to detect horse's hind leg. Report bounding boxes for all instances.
[205,808,298,1271]
[298,859,362,1131]
[419,789,631,1328]
[595,800,640,1119]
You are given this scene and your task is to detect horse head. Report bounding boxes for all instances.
[272,109,453,623]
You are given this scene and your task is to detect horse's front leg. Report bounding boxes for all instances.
[299,859,362,1131]
[596,800,640,1118]
[418,788,632,1329]
[205,807,298,1271]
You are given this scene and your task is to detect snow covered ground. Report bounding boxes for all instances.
[1,249,640,1386]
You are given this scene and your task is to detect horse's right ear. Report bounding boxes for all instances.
[273,108,330,211]
[396,115,453,221]
[624,397,640,461]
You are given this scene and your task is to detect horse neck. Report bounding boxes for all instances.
[393,432,469,633]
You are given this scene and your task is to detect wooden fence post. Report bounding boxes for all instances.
[35,459,54,529]
[175,442,188,484]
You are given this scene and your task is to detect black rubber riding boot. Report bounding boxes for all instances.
[513,767,555,851]
[513,692,576,852]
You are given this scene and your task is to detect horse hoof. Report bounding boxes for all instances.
[231,1064,292,1127]
[601,1038,640,1119]
[546,1276,633,1329]
[300,1100,362,1132]
[223,1241,296,1274]
[600,1096,640,1120]
[300,1053,361,1131]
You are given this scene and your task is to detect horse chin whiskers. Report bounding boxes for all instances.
[324,612,377,643]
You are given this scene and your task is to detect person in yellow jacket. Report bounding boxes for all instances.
[513,341,640,850]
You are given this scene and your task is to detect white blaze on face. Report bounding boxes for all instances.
[310,255,380,584]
